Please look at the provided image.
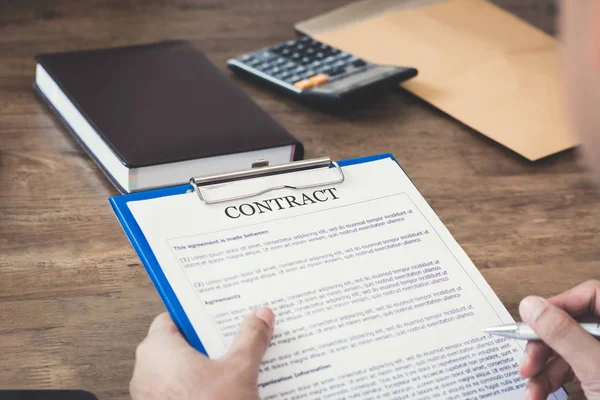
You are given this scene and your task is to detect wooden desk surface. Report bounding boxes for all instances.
[0,0,597,398]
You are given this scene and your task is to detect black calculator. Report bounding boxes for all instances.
[227,36,418,107]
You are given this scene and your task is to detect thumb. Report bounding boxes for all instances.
[225,307,275,374]
[520,296,600,381]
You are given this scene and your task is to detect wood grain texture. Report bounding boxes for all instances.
[0,0,597,398]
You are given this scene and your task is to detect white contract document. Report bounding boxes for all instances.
[122,157,567,400]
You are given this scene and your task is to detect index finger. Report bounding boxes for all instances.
[548,280,600,317]
[144,312,195,351]
[148,312,184,338]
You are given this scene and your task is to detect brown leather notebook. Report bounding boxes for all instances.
[34,41,304,193]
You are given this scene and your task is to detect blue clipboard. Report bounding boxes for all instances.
[109,153,395,356]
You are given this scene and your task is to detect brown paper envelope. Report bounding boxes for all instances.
[296,0,577,161]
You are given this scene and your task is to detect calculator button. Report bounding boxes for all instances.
[300,57,311,65]
[310,61,323,69]
[309,74,329,86]
[294,79,314,90]
[291,53,301,60]
[281,48,291,56]
[283,62,296,69]
[285,40,297,47]
[288,75,302,83]
[260,51,276,60]
[299,36,312,43]
[274,57,286,65]
[332,60,347,69]
[351,58,367,67]
[240,54,252,61]
[258,63,271,71]
[246,58,261,67]
[293,66,306,74]
[329,67,346,76]
[330,49,341,55]
[323,56,336,64]
[338,53,352,60]
[271,44,285,53]
[315,52,326,59]
[271,67,283,74]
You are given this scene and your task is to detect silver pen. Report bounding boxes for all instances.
[484,322,600,340]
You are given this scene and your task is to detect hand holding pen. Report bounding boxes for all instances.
[487,280,600,400]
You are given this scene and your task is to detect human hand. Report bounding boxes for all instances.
[130,307,275,400]
[518,280,600,400]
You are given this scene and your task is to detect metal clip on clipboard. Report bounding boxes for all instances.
[189,157,345,204]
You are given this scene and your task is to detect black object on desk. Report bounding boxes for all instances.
[33,41,303,193]
[0,391,97,400]
[227,35,418,107]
